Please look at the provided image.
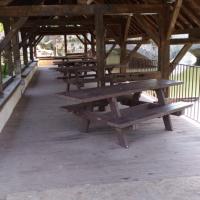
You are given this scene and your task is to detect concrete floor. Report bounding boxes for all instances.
[1,67,200,199]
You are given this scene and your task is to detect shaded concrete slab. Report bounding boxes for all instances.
[1,67,200,199]
[6,176,200,200]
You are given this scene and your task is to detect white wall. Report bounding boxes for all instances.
[0,64,37,133]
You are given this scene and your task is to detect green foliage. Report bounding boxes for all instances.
[1,63,8,78]
[0,23,4,32]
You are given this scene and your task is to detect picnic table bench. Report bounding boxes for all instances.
[59,79,192,148]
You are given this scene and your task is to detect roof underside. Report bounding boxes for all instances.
[0,0,200,41]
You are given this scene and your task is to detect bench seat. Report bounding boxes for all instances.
[62,102,192,129]
[72,102,191,128]
[104,102,192,129]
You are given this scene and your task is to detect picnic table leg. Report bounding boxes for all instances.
[116,128,129,149]
[81,118,91,133]
[66,72,71,93]
[80,105,93,132]
[108,97,129,148]
[155,89,173,131]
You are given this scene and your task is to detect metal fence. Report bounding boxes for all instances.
[128,58,200,123]
[170,64,200,123]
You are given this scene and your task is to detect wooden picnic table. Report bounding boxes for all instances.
[54,59,96,66]
[60,79,192,148]
[57,62,114,92]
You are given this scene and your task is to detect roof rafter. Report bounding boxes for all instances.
[167,0,182,40]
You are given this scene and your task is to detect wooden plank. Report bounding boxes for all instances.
[106,102,192,129]
[58,79,183,104]
[0,17,28,52]
[0,4,163,17]
[73,102,192,129]
[167,0,182,40]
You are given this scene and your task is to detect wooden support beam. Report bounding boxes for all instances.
[170,44,192,73]
[129,43,142,57]
[170,38,200,45]
[120,16,132,73]
[167,0,182,40]
[29,36,34,61]
[95,10,105,87]
[76,35,85,45]
[158,5,170,80]
[0,17,28,52]
[0,4,163,17]
[124,15,132,42]
[64,35,67,56]
[84,34,88,54]
[23,18,123,28]
[91,34,95,56]
[106,44,116,58]
[0,53,3,96]
[2,18,14,76]
[21,31,28,66]
[35,35,43,46]
[12,32,21,75]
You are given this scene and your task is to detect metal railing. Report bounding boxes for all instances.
[129,58,200,123]
[170,63,200,123]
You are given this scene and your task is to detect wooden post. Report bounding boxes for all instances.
[84,34,88,55]
[21,31,28,66]
[120,40,126,73]
[0,53,3,96]
[2,18,14,76]
[120,16,131,73]
[158,5,170,80]
[29,36,34,61]
[12,31,21,75]
[95,10,105,87]
[64,34,67,56]
[91,34,95,57]
[158,5,171,97]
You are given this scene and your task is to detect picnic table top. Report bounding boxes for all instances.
[58,79,183,104]
[54,59,97,65]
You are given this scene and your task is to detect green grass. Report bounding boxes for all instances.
[170,66,200,98]
[1,63,8,79]
[0,23,3,32]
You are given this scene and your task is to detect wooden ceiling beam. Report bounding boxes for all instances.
[23,17,122,27]
[0,4,163,17]
[124,15,132,42]
[170,44,192,73]
[0,0,14,6]
[170,37,200,45]
[167,0,182,40]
